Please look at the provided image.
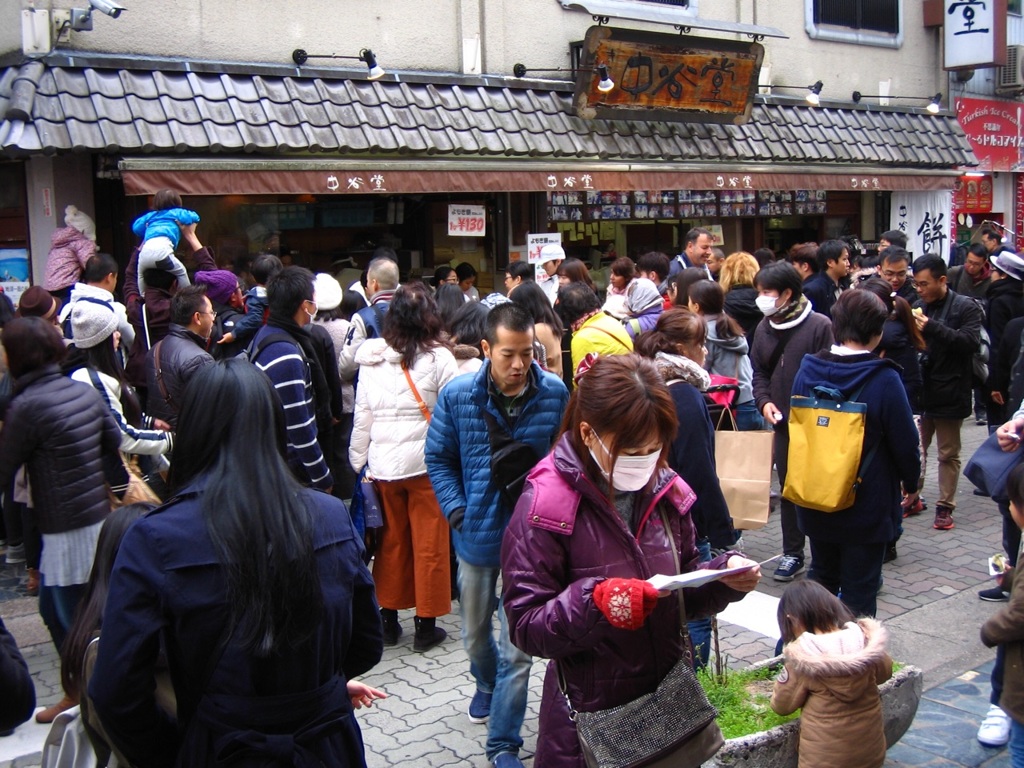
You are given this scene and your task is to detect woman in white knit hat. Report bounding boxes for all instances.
[43,205,97,305]
[66,300,173,477]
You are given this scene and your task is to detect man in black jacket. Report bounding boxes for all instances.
[911,254,985,531]
[145,285,215,428]
[802,239,850,319]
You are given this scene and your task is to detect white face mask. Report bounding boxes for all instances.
[589,432,662,492]
[755,295,781,317]
[306,300,318,322]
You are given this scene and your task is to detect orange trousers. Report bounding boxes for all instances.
[373,474,451,618]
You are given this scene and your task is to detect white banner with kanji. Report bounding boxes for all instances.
[891,191,953,261]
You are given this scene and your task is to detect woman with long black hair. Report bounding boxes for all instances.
[89,360,385,767]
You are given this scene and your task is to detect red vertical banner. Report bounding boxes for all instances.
[1015,174,1024,250]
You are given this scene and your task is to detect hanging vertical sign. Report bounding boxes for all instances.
[1015,174,1024,252]
[943,0,1007,70]
[891,191,954,260]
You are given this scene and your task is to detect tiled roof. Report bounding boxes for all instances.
[0,59,976,168]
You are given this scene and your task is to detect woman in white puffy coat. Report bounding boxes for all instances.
[350,283,460,652]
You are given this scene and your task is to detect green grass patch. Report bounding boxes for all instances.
[698,665,800,740]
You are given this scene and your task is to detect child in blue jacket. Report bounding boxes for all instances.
[132,189,199,294]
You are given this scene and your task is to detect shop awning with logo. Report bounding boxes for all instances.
[0,55,977,194]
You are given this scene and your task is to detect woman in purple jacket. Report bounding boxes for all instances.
[500,354,761,767]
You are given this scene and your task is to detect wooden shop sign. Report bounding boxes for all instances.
[573,27,763,125]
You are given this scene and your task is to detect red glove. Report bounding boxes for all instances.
[593,578,660,630]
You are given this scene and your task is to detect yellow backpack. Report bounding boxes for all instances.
[783,384,878,513]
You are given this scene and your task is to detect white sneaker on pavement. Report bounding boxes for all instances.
[978,704,1011,747]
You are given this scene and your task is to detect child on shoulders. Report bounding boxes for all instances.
[132,189,199,295]
[772,580,893,768]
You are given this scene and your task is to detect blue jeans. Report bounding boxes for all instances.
[38,579,85,653]
[687,539,713,670]
[735,400,765,431]
[457,559,532,762]
[1011,717,1024,768]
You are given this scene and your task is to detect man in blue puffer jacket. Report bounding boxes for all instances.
[426,303,568,768]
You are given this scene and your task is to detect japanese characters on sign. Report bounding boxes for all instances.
[527,233,562,265]
[573,28,763,125]
[892,191,954,259]
[943,0,1007,70]
[1016,175,1024,251]
[955,98,1024,173]
[447,204,486,237]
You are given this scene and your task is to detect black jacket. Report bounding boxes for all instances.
[210,303,247,361]
[0,617,34,732]
[915,290,985,419]
[802,273,840,319]
[878,318,922,414]
[724,285,762,345]
[986,278,1024,359]
[666,381,737,550]
[994,316,1024,406]
[146,324,215,428]
[0,365,122,534]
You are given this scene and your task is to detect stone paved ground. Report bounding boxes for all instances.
[0,421,1014,766]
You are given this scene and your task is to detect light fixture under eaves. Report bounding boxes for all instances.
[292,48,385,80]
[512,62,615,93]
[852,91,943,114]
[771,81,823,106]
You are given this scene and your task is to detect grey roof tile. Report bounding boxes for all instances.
[58,93,98,122]
[159,95,201,125]
[194,96,236,125]
[0,61,977,166]
[83,69,127,99]
[151,71,195,101]
[126,94,166,123]
[92,94,133,124]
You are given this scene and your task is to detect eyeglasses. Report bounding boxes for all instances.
[198,309,217,318]
[881,270,907,280]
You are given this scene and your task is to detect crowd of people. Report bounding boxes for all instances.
[1,196,1023,767]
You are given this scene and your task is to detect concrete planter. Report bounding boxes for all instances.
[707,658,923,768]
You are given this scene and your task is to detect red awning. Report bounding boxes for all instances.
[121,162,956,196]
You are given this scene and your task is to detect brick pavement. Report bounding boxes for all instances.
[0,420,1011,767]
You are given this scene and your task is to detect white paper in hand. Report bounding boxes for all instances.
[647,555,781,592]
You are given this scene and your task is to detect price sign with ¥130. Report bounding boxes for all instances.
[448,205,486,237]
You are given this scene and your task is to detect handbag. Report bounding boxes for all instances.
[112,453,162,507]
[714,411,773,530]
[964,431,1024,502]
[559,508,724,768]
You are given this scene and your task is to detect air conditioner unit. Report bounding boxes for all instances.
[997,45,1024,90]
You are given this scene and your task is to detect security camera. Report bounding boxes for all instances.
[89,0,126,18]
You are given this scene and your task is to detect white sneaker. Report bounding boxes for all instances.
[978,705,1011,747]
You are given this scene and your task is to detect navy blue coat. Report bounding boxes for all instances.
[790,352,921,544]
[666,381,737,550]
[89,486,382,768]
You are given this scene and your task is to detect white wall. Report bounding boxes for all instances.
[27,0,942,97]
[25,155,95,283]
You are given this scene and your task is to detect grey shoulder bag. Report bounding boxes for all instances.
[558,505,725,768]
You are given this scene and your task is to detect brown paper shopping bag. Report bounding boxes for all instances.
[715,429,773,530]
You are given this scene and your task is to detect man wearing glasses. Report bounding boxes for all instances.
[880,247,919,305]
[910,254,985,531]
